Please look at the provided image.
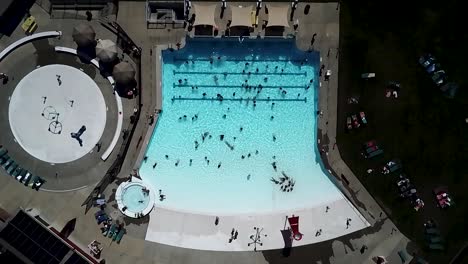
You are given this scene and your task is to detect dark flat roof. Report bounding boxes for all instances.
[0,0,15,17]
[0,211,90,264]
[49,0,108,4]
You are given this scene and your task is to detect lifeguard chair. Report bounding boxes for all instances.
[288,215,303,241]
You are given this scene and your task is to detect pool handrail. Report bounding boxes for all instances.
[54,46,123,161]
[0,31,62,63]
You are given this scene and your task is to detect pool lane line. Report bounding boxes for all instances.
[173,58,310,63]
[173,84,309,89]
[173,70,307,76]
[171,97,307,102]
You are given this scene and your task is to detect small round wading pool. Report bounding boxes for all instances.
[116,181,155,218]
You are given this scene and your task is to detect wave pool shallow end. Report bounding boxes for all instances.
[140,38,342,215]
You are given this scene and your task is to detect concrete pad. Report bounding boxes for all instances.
[8,64,107,163]
[145,197,369,251]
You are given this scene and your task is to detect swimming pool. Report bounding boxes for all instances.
[122,185,150,211]
[116,181,155,218]
[140,38,343,215]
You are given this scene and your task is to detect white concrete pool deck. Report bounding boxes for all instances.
[146,194,369,251]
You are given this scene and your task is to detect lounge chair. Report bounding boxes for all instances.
[101,225,110,236]
[425,227,440,235]
[400,188,417,198]
[27,176,38,186]
[116,228,126,243]
[30,176,45,190]
[11,166,23,178]
[287,215,303,241]
[23,172,32,186]
[433,187,453,208]
[361,73,375,79]
[419,54,435,68]
[359,111,367,124]
[397,250,409,263]
[351,114,360,128]
[366,149,383,159]
[5,161,18,175]
[94,198,106,206]
[415,256,429,264]
[16,169,28,182]
[1,156,13,169]
[95,210,106,218]
[428,243,444,251]
[399,184,413,194]
[382,159,402,174]
[0,147,7,158]
[397,178,410,187]
[112,225,122,240]
[365,145,379,154]
[113,227,124,241]
[97,214,110,225]
[363,140,376,148]
[346,117,352,130]
[0,153,10,164]
[389,161,402,172]
[425,235,443,244]
[107,224,117,238]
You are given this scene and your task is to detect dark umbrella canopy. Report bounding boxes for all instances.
[72,24,96,47]
[96,39,118,63]
[113,62,135,84]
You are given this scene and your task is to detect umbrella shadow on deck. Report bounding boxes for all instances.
[32,39,97,79]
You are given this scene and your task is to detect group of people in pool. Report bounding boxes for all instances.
[143,118,297,192]
[270,172,296,192]
[148,57,313,190]
[171,58,314,103]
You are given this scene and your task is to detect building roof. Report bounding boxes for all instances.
[0,210,90,264]
[0,0,15,17]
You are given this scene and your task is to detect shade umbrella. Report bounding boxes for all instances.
[72,24,96,47]
[113,62,135,84]
[96,39,118,63]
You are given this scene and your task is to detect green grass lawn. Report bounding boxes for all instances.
[338,1,468,262]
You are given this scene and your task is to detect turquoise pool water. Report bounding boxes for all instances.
[140,38,342,215]
[122,185,150,213]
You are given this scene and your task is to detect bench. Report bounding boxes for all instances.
[0,31,62,63]
[54,46,100,68]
